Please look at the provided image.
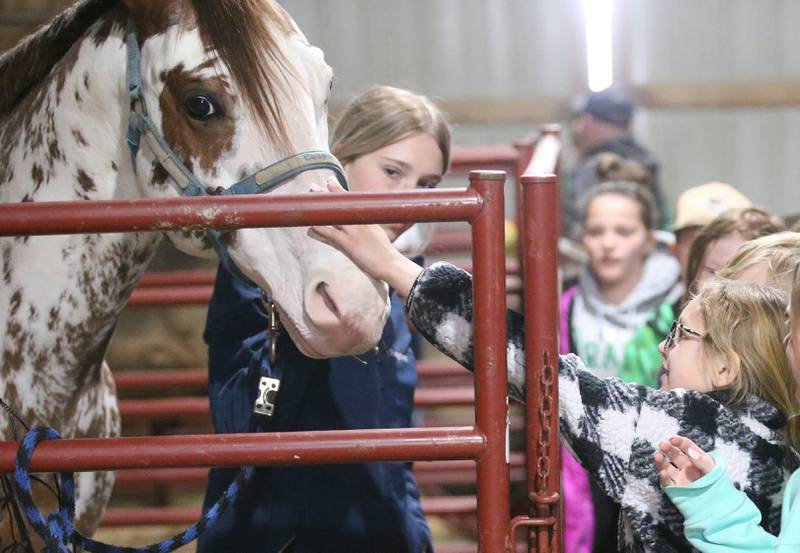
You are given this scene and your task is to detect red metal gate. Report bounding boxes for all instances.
[0,169,554,552]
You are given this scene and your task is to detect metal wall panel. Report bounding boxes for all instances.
[281,0,585,100]
[624,0,800,216]
[283,0,799,217]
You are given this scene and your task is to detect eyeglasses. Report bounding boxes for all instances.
[664,320,705,351]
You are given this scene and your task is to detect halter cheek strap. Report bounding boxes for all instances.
[124,19,347,287]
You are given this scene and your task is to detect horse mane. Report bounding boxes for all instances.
[191,0,295,152]
[0,0,119,115]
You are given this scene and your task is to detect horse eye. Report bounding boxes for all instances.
[184,95,219,120]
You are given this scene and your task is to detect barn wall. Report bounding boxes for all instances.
[284,0,800,217]
[2,0,797,216]
[622,0,800,216]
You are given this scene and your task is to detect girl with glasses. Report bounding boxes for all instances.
[311,198,799,553]
[653,255,800,552]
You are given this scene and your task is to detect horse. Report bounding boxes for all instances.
[0,0,390,538]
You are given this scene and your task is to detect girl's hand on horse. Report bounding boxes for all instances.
[653,435,716,487]
[310,180,423,299]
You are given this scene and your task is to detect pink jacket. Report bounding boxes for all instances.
[560,285,594,553]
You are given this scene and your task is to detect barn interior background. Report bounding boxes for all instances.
[3,0,797,214]
[1,0,799,550]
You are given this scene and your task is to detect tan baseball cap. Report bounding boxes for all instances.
[673,182,752,232]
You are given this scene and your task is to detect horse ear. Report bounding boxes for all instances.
[121,0,185,38]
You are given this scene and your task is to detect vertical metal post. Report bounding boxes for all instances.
[521,174,561,553]
[470,171,510,553]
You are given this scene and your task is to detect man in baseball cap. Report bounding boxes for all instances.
[564,87,666,238]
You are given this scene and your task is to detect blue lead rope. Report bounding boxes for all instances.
[13,427,254,553]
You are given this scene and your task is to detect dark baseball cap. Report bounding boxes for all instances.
[572,86,634,128]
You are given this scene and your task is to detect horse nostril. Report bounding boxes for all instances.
[316,282,340,320]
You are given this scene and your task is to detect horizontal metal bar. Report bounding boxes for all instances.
[115,369,209,391]
[113,360,473,393]
[132,259,518,292]
[128,285,213,307]
[101,495,479,527]
[450,145,520,175]
[0,427,484,473]
[116,386,477,420]
[137,270,217,287]
[126,278,520,307]
[0,189,481,237]
[112,453,527,489]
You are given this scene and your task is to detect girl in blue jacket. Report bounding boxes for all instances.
[655,261,800,552]
[198,86,450,553]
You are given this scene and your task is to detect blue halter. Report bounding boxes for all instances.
[124,19,348,287]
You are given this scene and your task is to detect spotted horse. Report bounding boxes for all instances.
[0,0,390,542]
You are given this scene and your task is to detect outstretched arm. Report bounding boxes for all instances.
[657,436,779,553]
[314,188,667,503]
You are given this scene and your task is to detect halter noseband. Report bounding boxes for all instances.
[124,19,347,287]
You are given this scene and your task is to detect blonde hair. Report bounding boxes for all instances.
[793,262,800,325]
[717,231,800,293]
[790,264,800,441]
[695,279,799,450]
[331,86,450,173]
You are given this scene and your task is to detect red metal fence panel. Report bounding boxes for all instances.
[0,171,515,552]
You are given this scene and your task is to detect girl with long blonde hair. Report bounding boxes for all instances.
[655,264,800,552]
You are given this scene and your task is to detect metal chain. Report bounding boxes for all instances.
[536,350,555,494]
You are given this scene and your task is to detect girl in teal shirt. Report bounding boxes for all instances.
[655,262,800,552]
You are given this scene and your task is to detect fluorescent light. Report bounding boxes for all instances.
[584,0,614,92]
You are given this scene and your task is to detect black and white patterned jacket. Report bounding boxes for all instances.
[407,262,799,553]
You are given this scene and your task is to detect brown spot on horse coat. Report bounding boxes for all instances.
[151,161,169,187]
[8,289,22,319]
[77,168,96,193]
[2,246,12,284]
[158,65,235,178]
[48,137,63,166]
[72,129,88,147]
[48,306,60,331]
[30,164,44,193]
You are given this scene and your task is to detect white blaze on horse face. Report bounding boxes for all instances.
[133,19,389,356]
[227,29,390,357]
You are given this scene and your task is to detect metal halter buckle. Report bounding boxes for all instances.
[254,376,281,418]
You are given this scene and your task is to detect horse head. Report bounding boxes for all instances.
[0,0,390,535]
[121,0,389,357]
